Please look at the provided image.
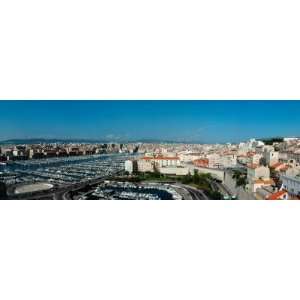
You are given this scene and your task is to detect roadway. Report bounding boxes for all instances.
[209,179,233,198]
[181,184,209,200]
[137,180,209,200]
[26,176,108,200]
[58,180,208,200]
[16,175,210,200]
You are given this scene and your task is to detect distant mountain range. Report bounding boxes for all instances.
[0,138,103,145]
[0,137,194,145]
[0,136,294,145]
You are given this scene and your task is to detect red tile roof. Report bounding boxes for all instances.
[247,152,256,157]
[142,156,179,160]
[247,163,258,169]
[280,166,289,172]
[193,158,209,163]
[193,159,209,167]
[271,162,285,169]
[266,190,288,200]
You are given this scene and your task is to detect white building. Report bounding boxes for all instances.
[281,170,300,197]
[284,137,298,142]
[124,160,137,174]
[239,139,265,154]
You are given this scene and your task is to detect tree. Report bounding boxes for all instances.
[262,137,283,145]
[0,182,7,199]
[193,169,200,184]
[236,177,247,187]
[181,172,193,184]
[153,163,160,175]
[259,157,267,166]
[232,170,241,179]
[208,190,223,200]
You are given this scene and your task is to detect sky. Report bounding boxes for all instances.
[0,100,299,143]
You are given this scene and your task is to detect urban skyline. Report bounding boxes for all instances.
[1,100,300,143]
[1,137,300,200]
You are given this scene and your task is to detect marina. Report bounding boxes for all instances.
[0,154,138,190]
[76,181,183,200]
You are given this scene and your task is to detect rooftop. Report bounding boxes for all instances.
[142,156,179,160]
[266,190,287,200]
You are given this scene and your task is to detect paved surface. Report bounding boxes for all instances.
[179,184,209,200]
[60,181,208,200]
[138,180,209,200]
[209,179,231,196]
[25,177,107,200]
[10,176,210,200]
[14,182,54,194]
[186,187,207,200]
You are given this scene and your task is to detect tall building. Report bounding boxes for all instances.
[124,160,138,174]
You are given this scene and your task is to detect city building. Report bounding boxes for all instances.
[263,148,279,166]
[281,168,300,198]
[247,164,270,182]
[250,153,263,165]
[193,158,209,168]
[124,160,138,174]
[266,190,289,200]
[247,164,272,193]
[137,158,155,173]
[159,166,190,176]
[270,162,288,172]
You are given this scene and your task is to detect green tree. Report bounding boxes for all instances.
[0,182,7,199]
[236,177,247,187]
[182,172,192,184]
[193,169,200,185]
[207,190,222,200]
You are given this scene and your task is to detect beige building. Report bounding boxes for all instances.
[159,166,191,176]
[251,153,263,165]
[206,153,222,168]
[143,156,180,167]
[247,164,270,181]
[247,164,272,193]
[263,149,279,166]
[178,152,202,162]
[199,153,238,169]
[251,178,274,193]
[137,159,154,173]
[137,155,181,173]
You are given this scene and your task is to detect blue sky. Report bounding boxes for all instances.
[0,100,299,143]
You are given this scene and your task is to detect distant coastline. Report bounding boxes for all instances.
[0,136,296,146]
